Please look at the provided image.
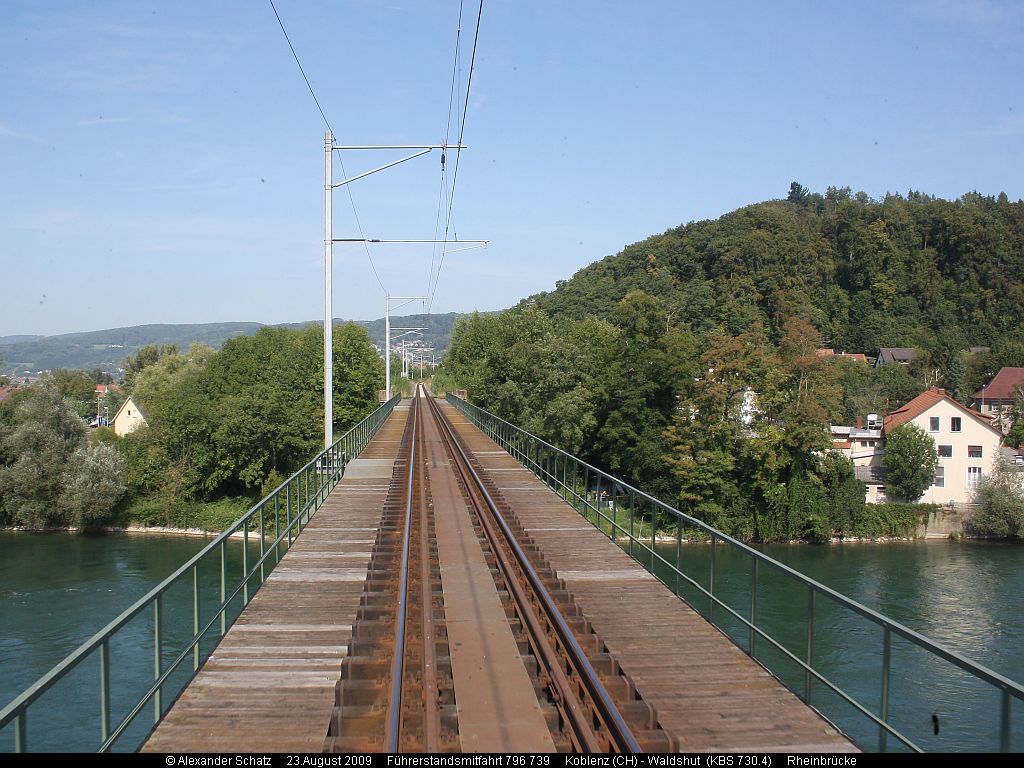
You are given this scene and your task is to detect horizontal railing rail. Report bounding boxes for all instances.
[447,393,1024,753]
[0,395,400,753]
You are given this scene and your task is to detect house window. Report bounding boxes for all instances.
[938,445,952,458]
[127,410,132,416]
[929,417,940,432]
[951,417,962,432]
[968,445,983,458]
[967,467,982,489]
[861,441,870,448]
[934,466,944,488]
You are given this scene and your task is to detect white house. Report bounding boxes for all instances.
[112,395,147,437]
[832,388,1003,504]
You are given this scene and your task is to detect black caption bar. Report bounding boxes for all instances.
[0,754,992,767]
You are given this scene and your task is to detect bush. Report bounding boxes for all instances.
[970,458,1024,539]
[124,494,252,532]
[856,503,930,539]
[59,443,126,527]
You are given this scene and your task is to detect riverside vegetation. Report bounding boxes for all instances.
[6,185,1024,540]
[436,185,1024,542]
[0,324,383,531]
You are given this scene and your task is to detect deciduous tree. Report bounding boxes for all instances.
[883,423,939,502]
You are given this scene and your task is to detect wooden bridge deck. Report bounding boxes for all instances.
[143,399,856,753]
[142,405,410,753]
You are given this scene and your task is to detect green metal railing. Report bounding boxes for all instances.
[447,393,1024,753]
[0,395,400,753]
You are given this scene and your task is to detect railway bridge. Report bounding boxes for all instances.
[2,387,1021,753]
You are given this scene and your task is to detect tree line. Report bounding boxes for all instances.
[0,324,383,530]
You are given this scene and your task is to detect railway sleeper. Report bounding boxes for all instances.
[616,701,660,732]
[340,656,391,680]
[334,678,386,707]
[588,652,620,677]
[634,729,681,753]
[596,672,637,702]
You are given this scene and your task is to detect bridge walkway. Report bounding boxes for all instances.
[141,404,410,753]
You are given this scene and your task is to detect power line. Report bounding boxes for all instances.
[268,0,333,135]
[430,0,484,312]
[267,0,387,294]
[428,1,464,311]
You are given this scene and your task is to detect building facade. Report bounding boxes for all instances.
[112,395,147,437]
[832,388,1003,504]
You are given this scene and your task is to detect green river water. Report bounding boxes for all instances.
[1,531,1021,752]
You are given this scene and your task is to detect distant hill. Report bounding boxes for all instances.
[355,313,463,354]
[0,335,44,345]
[0,313,472,375]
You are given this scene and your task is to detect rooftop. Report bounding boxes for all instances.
[884,387,993,433]
[972,367,1024,402]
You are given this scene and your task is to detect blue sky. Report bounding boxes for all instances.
[2,0,1022,337]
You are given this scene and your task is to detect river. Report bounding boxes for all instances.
[1,532,1021,752]
[0,531,258,752]
[646,537,1024,752]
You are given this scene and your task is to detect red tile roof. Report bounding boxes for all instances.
[972,367,1024,402]
[884,387,994,433]
[816,349,868,363]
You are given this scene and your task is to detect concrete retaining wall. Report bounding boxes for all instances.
[916,504,976,538]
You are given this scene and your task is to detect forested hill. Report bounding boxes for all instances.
[526,187,1024,355]
[439,187,1024,542]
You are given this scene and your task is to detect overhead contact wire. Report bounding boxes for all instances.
[268,0,387,294]
[430,0,484,312]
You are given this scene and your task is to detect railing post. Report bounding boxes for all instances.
[153,594,163,722]
[709,533,717,622]
[286,482,293,548]
[628,487,635,557]
[14,711,26,753]
[100,640,111,744]
[303,466,309,525]
[805,587,815,702]
[879,627,891,752]
[273,494,281,565]
[242,523,249,604]
[259,503,266,583]
[583,466,590,523]
[193,565,200,670]
[1001,689,1011,752]
[750,558,759,658]
[219,540,227,636]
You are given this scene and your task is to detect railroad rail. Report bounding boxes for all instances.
[324,386,674,752]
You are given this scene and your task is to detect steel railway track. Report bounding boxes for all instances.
[324,387,676,753]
